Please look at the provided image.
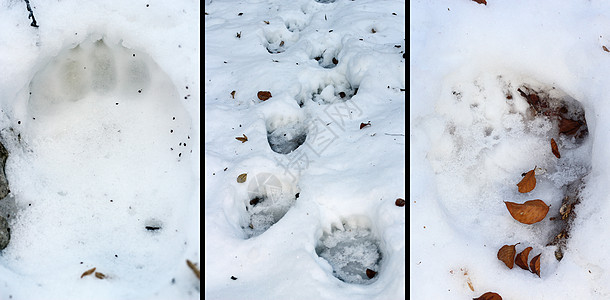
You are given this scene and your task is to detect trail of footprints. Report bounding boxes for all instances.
[235,0,391,285]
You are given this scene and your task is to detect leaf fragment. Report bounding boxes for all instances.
[365,268,377,278]
[263,20,269,24]
[497,243,518,269]
[474,292,502,300]
[230,90,236,99]
[604,45,609,52]
[530,253,541,277]
[257,91,272,101]
[236,134,248,143]
[559,118,582,135]
[551,138,560,158]
[187,259,201,280]
[472,0,487,5]
[505,200,549,224]
[395,198,405,207]
[95,272,106,279]
[237,173,247,183]
[516,168,536,193]
[81,267,96,278]
[467,277,474,291]
[360,121,371,129]
[515,246,533,270]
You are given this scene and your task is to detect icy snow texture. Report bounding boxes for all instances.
[316,223,382,284]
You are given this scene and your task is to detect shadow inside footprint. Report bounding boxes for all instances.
[267,123,307,154]
[316,221,383,284]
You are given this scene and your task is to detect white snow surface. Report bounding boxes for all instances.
[0,1,200,299]
[204,0,405,299]
[411,1,610,299]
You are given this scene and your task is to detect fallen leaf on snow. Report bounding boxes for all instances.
[467,277,474,291]
[365,268,377,278]
[474,292,502,300]
[551,138,560,158]
[95,272,106,279]
[530,253,541,277]
[604,45,609,52]
[559,118,582,135]
[257,91,272,101]
[472,0,487,5]
[81,267,96,278]
[517,167,536,193]
[231,90,236,99]
[236,134,248,143]
[237,173,247,183]
[360,121,371,129]
[505,200,549,224]
[497,243,518,269]
[395,198,405,207]
[515,246,533,270]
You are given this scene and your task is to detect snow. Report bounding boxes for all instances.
[411,1,610,299]
[0,1,200,299]
[204,0,405,299]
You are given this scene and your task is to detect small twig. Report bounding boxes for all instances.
[24,0,39,28]
[186,259,200,280]
[384,133,404,136]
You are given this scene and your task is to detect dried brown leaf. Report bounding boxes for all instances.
[231,90,236,99]
[551,138,560,158]
[530,253,541,277]
[395,198,405,207]
[95,272,106,279]
[187,259,201,280]
[467,277,474,291]
[559,118,582,135]
[257,91,272,101]
[263,20,269,24]
[236,134,248,143]
[505,200,549,224]
[604,45,609,52]
[472,0,487,5]
[474,292,502,300]
[517,168,536,193]
[360,122,371,129]
[515,246,533,270]
[365,268,377,279]
[237,173,247,183]
[81,267,96,278]
[497,243,518,269]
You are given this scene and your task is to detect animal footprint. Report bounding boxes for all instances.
[242,173,298,238]
[5,35,194,277]
[316,218,383,284]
